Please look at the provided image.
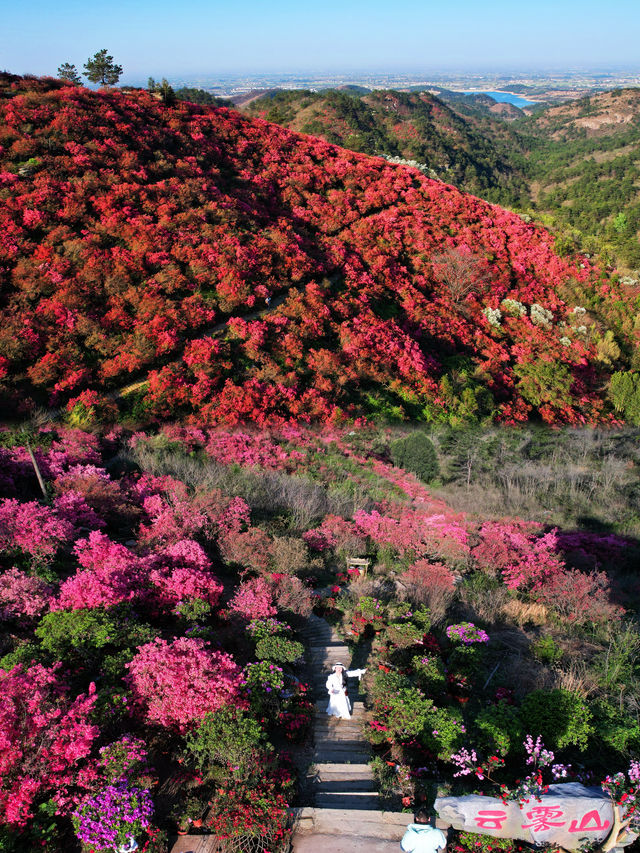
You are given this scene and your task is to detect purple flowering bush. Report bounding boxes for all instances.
[446,622,490,645]
[72,783,153,850]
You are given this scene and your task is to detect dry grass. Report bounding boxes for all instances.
[398,580,455,625]
[551,660,598,698]
[500,599,549,627]
[497,653,555,697]
[459,583,510,626]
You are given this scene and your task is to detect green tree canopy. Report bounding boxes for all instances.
[57,62,82,84]
[83,49,122,86]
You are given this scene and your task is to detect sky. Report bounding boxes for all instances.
[2,0,640,82]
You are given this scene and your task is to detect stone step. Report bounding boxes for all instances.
[316,700,364,711]
[293,836,401,853]
[313,763,374,776]
[292,807,411,839]
[314,726,364,737]
[313,750,371,763]
[315,794,381,810]
[317,778,377,793]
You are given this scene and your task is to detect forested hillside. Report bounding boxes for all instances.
[0,74,639,428]
[514,88,640,269]
[243,88,529,206]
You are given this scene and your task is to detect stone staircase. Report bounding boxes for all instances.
[170,614,412,853]
[292,614,410,851]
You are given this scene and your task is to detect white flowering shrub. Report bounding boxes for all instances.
[530,303,554,329]
[500,298,527,317]
[483,306,502,327]
[559,336,571,347]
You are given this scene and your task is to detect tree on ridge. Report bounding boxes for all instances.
[57,62,82,84]
[83,49,123,86]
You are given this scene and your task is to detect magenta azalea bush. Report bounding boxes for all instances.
[126,637,242,731]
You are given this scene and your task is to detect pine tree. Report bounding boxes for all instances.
[83,49,123,86]
[57,62,82,84]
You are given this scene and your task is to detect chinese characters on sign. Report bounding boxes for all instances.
[472,805,610,834]
[435,784,632,852]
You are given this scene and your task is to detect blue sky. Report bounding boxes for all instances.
[2,0,639,81]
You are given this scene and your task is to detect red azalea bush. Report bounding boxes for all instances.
[126,637,241,731]
[0,75,629,427]
[219,527,273,573]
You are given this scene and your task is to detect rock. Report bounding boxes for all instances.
[435,783,637,851]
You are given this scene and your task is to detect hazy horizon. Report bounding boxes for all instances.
[3,0,640,83]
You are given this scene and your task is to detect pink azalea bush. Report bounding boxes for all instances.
[0,499,73,561]
[0,567,53,620]
[0,664,98,827]
[148,539,223,607]
[53,532,144,610]
[126,637,241,731]
[473,521,564,590]
[228,576,277,620]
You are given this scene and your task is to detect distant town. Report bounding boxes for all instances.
[131,68,640,103]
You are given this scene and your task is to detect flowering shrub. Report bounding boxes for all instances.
[446,622,490,645]
[207,779,290,842]
[228,577,277,620]
[242,662,285,715]
[0,567,52,620]
[147,541,223,609]
[0,499,73,561]
[96,736,150,784]
[73,783,153,851]
[54,532,144,610]
[602,761,640,824]
[270,573,314,616]
[126,637,241,731]
[534,567,622,625]
[0,76,626,427]
[219,527,273,573]
[0,663,98,827]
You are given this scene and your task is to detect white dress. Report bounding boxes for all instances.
[325,668,366,719]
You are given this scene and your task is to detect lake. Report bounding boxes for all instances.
[462,90,536,107]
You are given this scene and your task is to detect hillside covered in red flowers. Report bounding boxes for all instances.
[0,74,632,426]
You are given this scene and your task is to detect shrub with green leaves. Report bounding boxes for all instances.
[35,608,154,671]
[531,634,562,665]
[385,622,424,649]
[448,644,486,677]
[519,689,593,751]
[411,654,447,697]
[372,680,433,741]
[421,704,465,759]
[185,706,269,780]
[174,597,212,623]
[246,618,291,642]
[590,698,640,756]
[254,635,304,663]
[475,701,523,757]
[391,433,440,483]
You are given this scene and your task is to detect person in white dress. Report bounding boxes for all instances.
[325,662,366,719]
